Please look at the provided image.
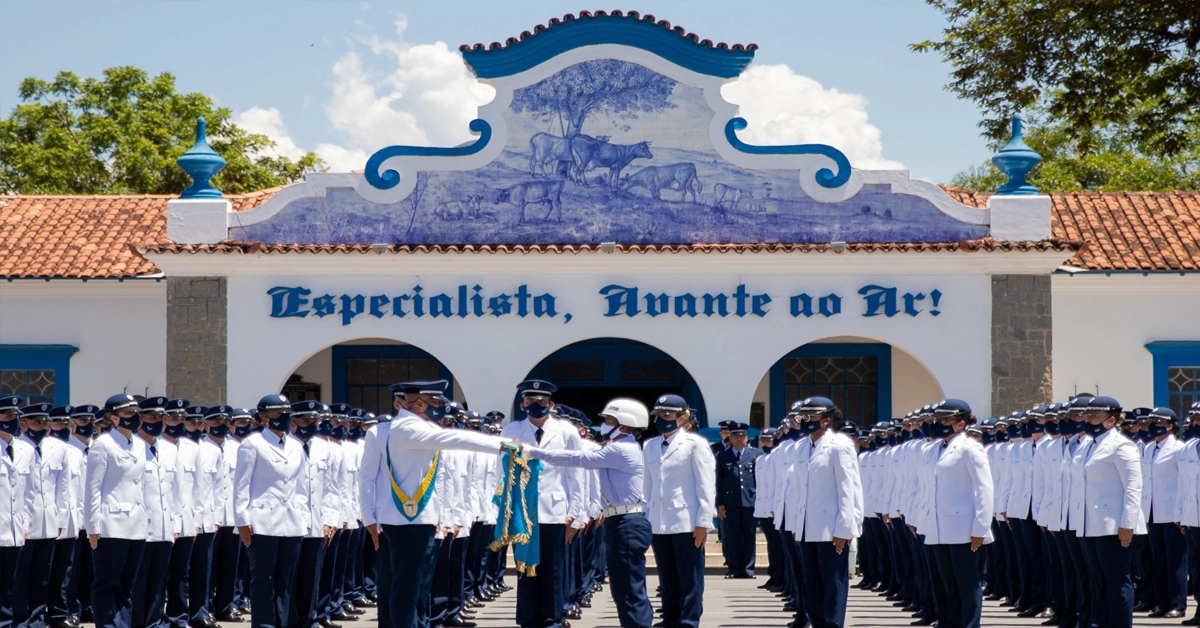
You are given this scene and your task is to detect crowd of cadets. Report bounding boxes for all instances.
[751,394,1200,628]
[0,393,612,628]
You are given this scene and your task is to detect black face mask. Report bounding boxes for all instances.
[164,423,187,438]
[1185,425,1200,441]
[293,422,318,440]
[268,416,292,433]
[74,422,95,439]
[140,421,163,438]
[929,422,955,439]
[118,416,141,433]
[208,425,229,439]
[50,428,71,442]
[994,430,1009,443]
[1044,421,1060,436]
[798,418,822,434]
[524,404,550,420]
[761,445,773,454]
[25,428,48,444]
[655,418,678,435]
[981,432,995,445]
[184,429,204,442]
[1082,421,1109,437]
[350,426,364,440]
[1028,422,1046,435]
[234,424,253,438]
[0,418,20,436]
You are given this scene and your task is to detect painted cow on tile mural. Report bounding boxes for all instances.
[620,163,702,203]
[713,183,752,211]
[494,180,565,223]
[569,136,653,187]
[529,133,609,179]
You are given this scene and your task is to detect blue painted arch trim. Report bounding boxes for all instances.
[363,119,492,191]
[460,11,756,80]
[0,344,79,405]
[725,118,852,189]
[1144,341,1200,408]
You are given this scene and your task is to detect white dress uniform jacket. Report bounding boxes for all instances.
[59,438,86,540]
[1080,428,1144,537]
[233,430,309,537]
[911,440,942,535]
[1005,440,1034,519]
[1064,434,1092,533]
[143,436,180,543]
[753,448,777,520]
[0,436,35,546]
[993,441,1013,519]
[173,437,200,537]
[301,437,342,539]
[769,437,802,527]
[502,418,585,527]
[642,430,716,535]
[924,432,994,545]
[1036,436,1066,531]
[320,439,345,527]
[196,436,224,531]
[1175,438,1200,527]
[374,412,504,528]
[21,435,69,540]
[782,430,863,542]
[342,439,363,530]
[86,431,151,540]
[1141,434,1183,524]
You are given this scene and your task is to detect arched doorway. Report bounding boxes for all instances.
[520,338,708,425]
[755,337,943,428]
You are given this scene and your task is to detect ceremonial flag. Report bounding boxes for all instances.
[491,446,542,575]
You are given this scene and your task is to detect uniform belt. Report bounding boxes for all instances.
[602,504,644,518]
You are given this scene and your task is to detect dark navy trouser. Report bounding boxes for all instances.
[289,537,326,628]
[516,524,566,628]
[12,537,55,627]
[649,531,704,628]
[48,537,77,622]
[723,505,756,577]
[187,532,215,624]
[602,513,652,628]
[1079,534,1133,628]
[92,538,146,628]
[132,541,173,628]
[164,536,194,628]
[798,540,849,628]
[931,543,982,628]
[381,524,436,628]
[1148,521,1188,612]
[246,535,302,628]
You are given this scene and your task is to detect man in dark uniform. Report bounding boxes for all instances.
[715,422,760,579]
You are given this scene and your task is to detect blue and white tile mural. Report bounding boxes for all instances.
[237,58,987,246]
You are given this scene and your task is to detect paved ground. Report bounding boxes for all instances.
[336,573,1189,627]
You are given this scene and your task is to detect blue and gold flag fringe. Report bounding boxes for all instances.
[491,447,542,575]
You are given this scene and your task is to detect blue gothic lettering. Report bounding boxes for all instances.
[268,286,312,318]
[339,295,365,326]
[859,285,899,317]
[819,294,842,317]
[790,294,814,318]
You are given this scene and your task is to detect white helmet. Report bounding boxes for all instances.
[599,398,649,429]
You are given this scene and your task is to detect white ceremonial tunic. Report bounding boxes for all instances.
[172,437,201,537]
[502,417,586,527]
[233,430,309,537]
[86,431,150,540]
[301,437,342,539]
[781,429,864,542]
[642,430,716,535]
[0,436,35,546]
[1175,438,1200,527]
[924,432,994,545]
[20,435,69,540]
[143,435,180,543]
[196,436,225,532]
[58,437,86,540]
[1141,435,1183,524]
[1080,428,1144,537]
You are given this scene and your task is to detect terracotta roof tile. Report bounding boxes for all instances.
[943,187,1200,270]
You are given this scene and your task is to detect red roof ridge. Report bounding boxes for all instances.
[459,10,757,54]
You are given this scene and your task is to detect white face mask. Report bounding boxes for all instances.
[601,423,621,440]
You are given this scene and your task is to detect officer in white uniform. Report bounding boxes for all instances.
[501,381,586,628]
[160,400,199,628]
[65,405,98,627]
[1177,403,1200,626]
[233,394,309,628]
[1077,396,1143,628]
[923,399,994,628]
[46,405,86,628]
[289,401,340,628]
[1140,407,1187,618]
[782,397,863,628]
[205,407,244,625]
[643,394,715,628]
[87,394,152,628]
[365,381,513,628]
[12,403,69,628]
[752,428,786,594]
[132,396,181,628]
[0,397,34,628]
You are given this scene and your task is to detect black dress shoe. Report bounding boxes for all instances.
[580,600,591,608]
[459,612,477,620]
[1133,602,1153,612]
[782,603,797,612]
[911,618,936,626]
[329,612,354,621]
[902,604,921,613]
[216,612,244,623]
[887,594,904,602]
[443,618,476,628]
[343,605,365,616]
[1018,607,1045,618]
[318,621,342,628]
[562,622,571,628]
[353,597,377,608]
[1150,608,1169,618]
[1164,610,1186,619]
[465,598,483,608]
[236,602,251,614]
[1036,609,1055,619]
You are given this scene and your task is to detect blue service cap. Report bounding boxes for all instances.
[857,428,872,439]
[464,410,484,425]
[730,421,751,433]
[835,420,857,435]
[0,396,23,413]
[1009,410,1027,422]
[346,408,369,422]
[104,394,140,413]
[230,408,253,420]
[49,405,73,420]
[485,411,506,421]
[70,405,100,419]
[516,380,557,398]
[933,399,972,417]
[389,380,449,398]
[1190,401,1200,417]
[1086,396,1122,413]
[165,399,190,415]
[257,394,292,414]
[1028,405,1049,418]
[979,417,999,429]
[1148,407,1177,422]
[760,426,778,439]
[871,420,890,433]
[718,420,738,430]
[1067,394,1096,414]
[21,403,52,418]
[205,405,233,420]
[791,396,837,415]
[138,396,168,413]
[1045,402,1061,415]
[328,403,353,418]
[291,400,322,417]
[652,394,689,414]
[185,406,209,420]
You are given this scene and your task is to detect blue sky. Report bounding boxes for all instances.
[1,1,996,184]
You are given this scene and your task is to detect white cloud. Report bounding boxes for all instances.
[721,64,904,170]
[233,107,307,161]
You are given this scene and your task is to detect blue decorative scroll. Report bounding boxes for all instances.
[363,119,493,190]
[724,117,852,189]
[491,448,542,575]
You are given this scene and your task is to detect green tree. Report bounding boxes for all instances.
[0,66,324,195]
[913,0,1200,158]
[951,120,1200,191]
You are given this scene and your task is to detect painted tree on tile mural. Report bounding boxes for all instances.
[511,59,676,137]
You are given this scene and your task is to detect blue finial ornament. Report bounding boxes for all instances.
[177,117,226,199]
[992,115,1041,195]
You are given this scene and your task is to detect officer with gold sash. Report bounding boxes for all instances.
[367,381,514,628]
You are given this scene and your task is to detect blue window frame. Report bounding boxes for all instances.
[0,345,79,406]
[332,345,453,416]
[769,343,891,427]
[1145,342,1200,417]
